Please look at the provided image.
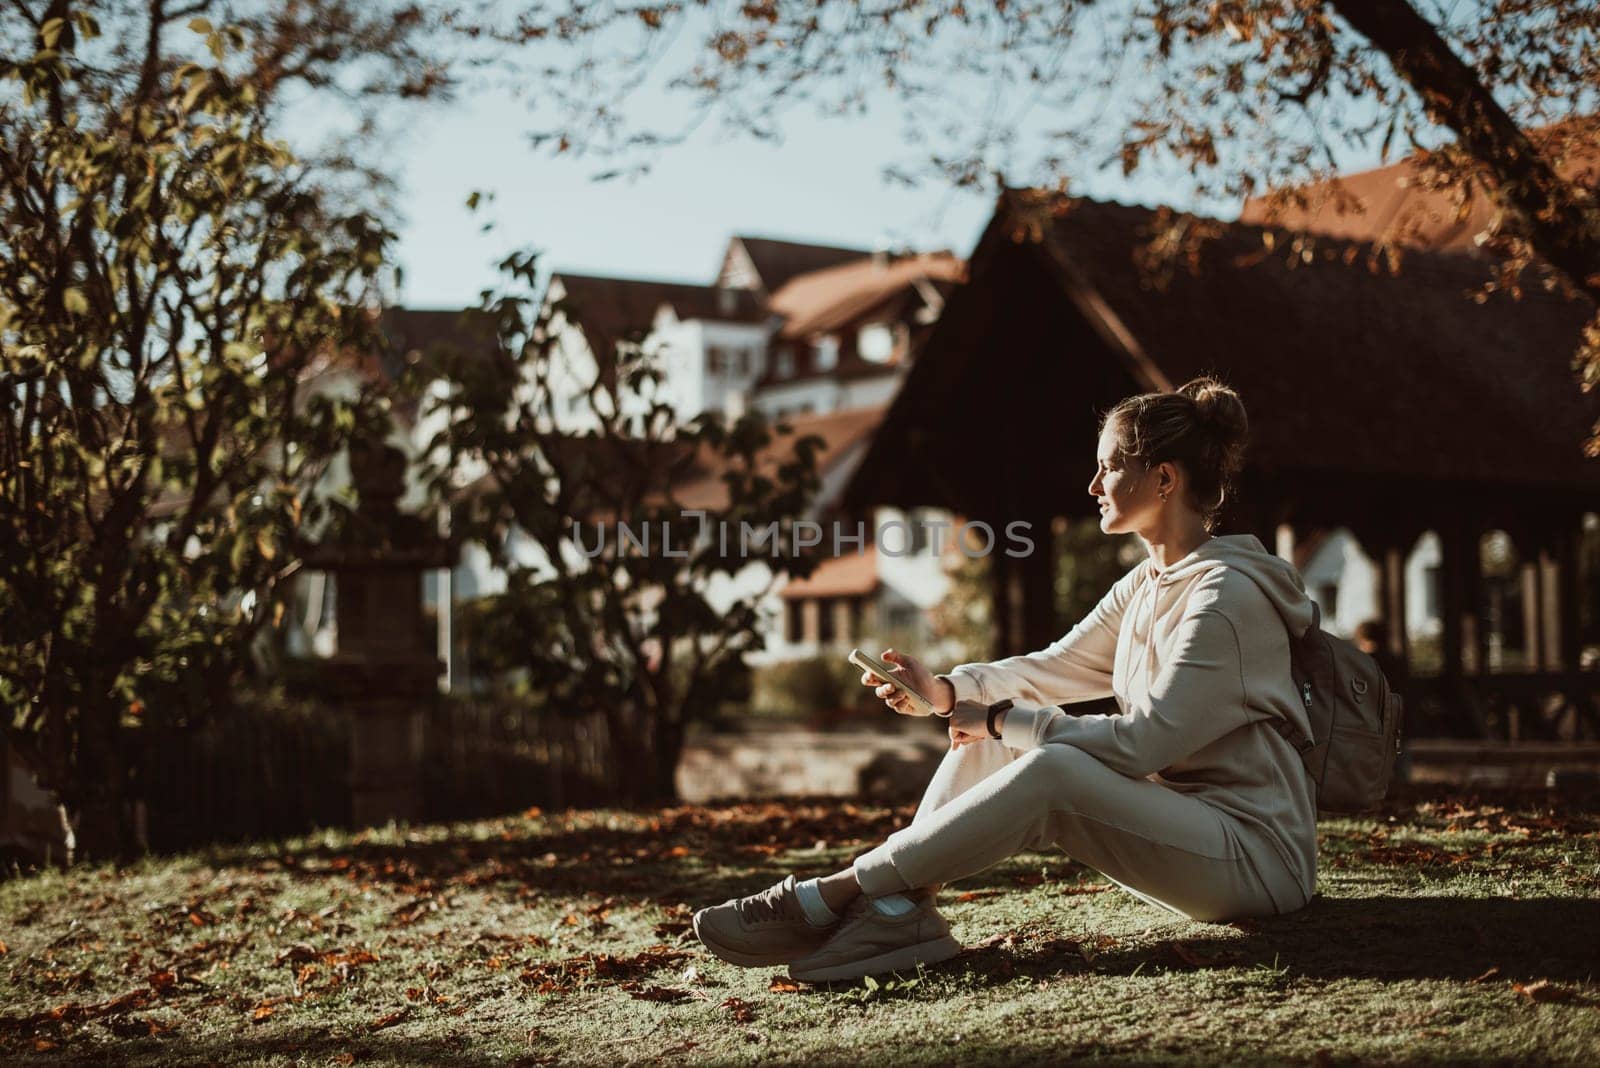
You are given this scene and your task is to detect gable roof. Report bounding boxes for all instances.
[725,236,872,294]
[549,273,767,362]
[769,251,966,339]
[1239,117,1600,251]
[846,190,1600,516]
[670,405,886,513]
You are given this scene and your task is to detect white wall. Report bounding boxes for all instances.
[1295,526,1444,641]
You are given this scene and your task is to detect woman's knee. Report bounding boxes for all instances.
[1007,744,1103,805]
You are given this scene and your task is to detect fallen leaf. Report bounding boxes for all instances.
[330,1054,356,1067]
[768,975,804,993]
[1470,967,1501,984]
[369,1006,412,1031]
[273,943,319,966]
[721,996,757,1023]
[0,939,8,954]
[252,1003,276,1023]
[625,984,694,1003]
[1514,979,1576,1003]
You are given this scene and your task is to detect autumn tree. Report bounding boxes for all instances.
[478,0,1600,426]
[0,1,444,857]
[414,252,825,801]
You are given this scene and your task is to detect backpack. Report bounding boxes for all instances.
[1269,602,1404,813]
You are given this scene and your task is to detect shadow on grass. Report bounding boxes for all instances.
[935,894,1600,988]
[61,1027,555,1068]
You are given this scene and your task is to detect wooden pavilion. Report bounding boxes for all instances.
[842,190,1600,739]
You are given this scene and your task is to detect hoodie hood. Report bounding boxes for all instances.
[1149,534,1319,641]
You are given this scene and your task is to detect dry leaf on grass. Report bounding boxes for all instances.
[624,984,695,1003]
[369,1006,412,1031]
[1514,980,1577,1003]
[1470,967,1501,984]
[768,975,804,993]
[721,996,757,1023]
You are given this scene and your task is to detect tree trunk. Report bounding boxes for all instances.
[72,702,132,861]
[603,700,683,803]
[1328,0,1600,303]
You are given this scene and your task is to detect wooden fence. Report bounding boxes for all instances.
[137,697,617,851]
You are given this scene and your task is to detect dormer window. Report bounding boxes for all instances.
[812,334,839,371]
[775,349,795,378]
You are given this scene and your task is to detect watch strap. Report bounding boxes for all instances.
[986,699,1014,740]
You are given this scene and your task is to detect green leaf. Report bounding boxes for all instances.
[62,288,88,316]
[40,17,65,49]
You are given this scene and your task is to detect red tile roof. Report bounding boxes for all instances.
[728,236,871,293]
[779,544,880,598]
[1239,117,1600,252]
[770,251,966,339]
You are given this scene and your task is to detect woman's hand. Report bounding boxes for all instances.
[947,700,1001,749]
[859,648,955,717]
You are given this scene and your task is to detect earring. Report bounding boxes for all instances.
[1159,491,1169,501]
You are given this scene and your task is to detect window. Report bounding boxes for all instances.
[813,335,839,371]
[1317,583,1339,619]
[707,346,728,375]
[786,599,804,643]
[775,349,795,378]
[858,323,894,363]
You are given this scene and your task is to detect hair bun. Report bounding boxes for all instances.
[1178,375,1248,448]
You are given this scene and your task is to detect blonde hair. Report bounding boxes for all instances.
[1101,376,1249,532]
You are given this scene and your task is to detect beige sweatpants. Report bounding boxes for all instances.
[852,739,1310,923]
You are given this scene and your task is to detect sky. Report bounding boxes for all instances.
[382,14,1267,311]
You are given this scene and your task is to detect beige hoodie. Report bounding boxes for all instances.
[941,533,1319,902]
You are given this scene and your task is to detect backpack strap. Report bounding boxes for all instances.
[1272,600,1321,755]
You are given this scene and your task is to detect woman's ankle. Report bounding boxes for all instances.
[816,869,862,914]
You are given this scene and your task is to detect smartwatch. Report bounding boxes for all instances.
[986,699,1014,740]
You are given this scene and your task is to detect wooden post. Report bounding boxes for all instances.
[989,535,1017,657]
[1539,542,1564,672]
[1520,558,1541,673]
[1018,510,1058,653]
[1557,524,1582,673]
[1382,543,1412,667]
[1437,515,1486,735]
[802,600,820,646]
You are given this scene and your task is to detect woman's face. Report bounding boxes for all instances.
[1088,421,1157,535]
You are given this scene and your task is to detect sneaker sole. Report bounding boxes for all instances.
[787,933,963,983]
[691,908,817,967]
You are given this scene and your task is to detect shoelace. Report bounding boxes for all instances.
[734,880,797,925]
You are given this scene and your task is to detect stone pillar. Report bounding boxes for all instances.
[305,440,454,828]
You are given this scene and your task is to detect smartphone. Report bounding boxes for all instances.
[849,647,942,717]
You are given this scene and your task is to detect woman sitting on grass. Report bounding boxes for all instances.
[693,376,1319,983]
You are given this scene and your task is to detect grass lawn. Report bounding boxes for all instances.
[2,786,1598,1066]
